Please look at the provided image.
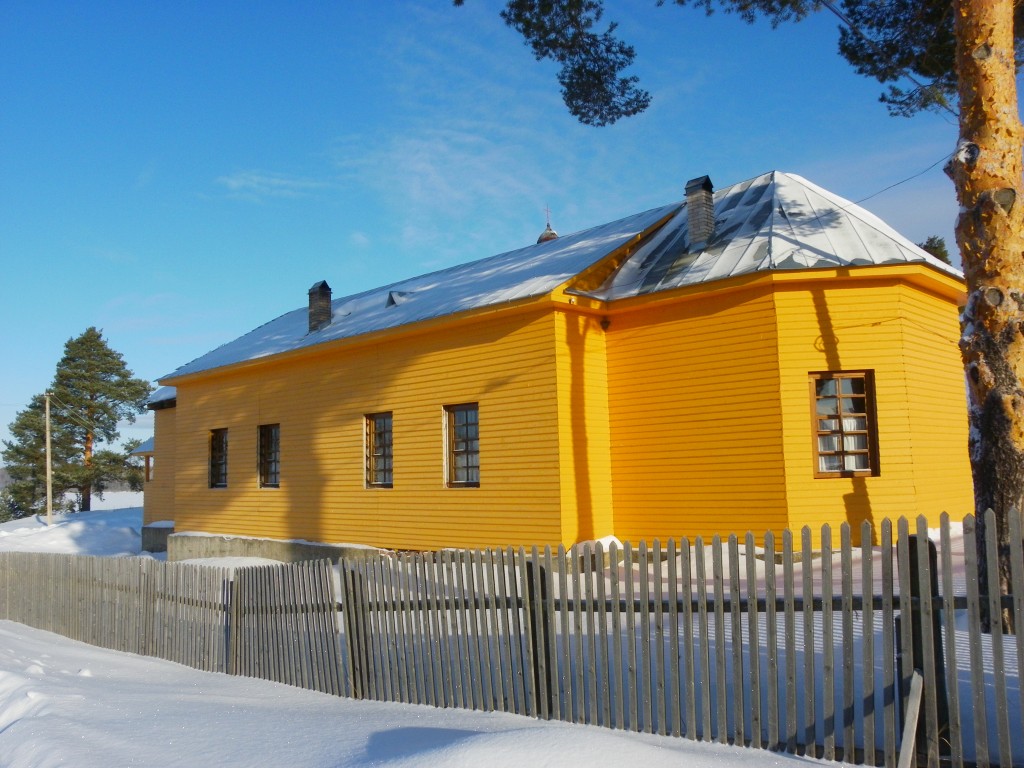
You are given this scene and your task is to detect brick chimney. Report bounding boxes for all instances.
[685,175,714,251]
[308,280,332,333]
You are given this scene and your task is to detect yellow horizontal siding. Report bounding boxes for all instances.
[774,279,972,543]
[896,284,973,521]
[607,288,789,543]
[171,310,564,550]
[143,408,176,526]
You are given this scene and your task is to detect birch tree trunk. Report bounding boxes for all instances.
[947,0,1024,631]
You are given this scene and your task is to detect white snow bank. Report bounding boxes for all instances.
[0,507,143,556]
[0,621,824,768]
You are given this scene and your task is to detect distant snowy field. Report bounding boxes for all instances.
[0,507,838,767]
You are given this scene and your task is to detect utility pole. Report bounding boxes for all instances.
[45,391,52,526]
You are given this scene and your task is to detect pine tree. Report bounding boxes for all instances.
[1,328,151,518]
[917,235,952,265]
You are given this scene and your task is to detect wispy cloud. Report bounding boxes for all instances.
[215,170,329,201]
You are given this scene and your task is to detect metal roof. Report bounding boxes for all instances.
[593,171,958,300]
[158,171,960,385]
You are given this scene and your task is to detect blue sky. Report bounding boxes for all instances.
[1,1,971,449]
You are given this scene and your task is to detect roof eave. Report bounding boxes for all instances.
[600,261,966,315]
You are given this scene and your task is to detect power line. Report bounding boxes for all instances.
[852,151,955,206]
[47,392,105,435]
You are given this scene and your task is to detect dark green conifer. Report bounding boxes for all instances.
[1,328,151,518]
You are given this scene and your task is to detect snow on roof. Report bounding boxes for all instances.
[147,386,177,405]
[161,203,676,380]
[131,436,155,455]
[161,171,962,382]
[592,171,960,300]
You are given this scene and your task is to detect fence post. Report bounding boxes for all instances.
[525,558,554,718]
[228,574,241,676]
[896,533,949,760]
[340,562,369,700]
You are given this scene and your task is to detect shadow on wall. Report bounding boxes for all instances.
[811,287,875,545]
[566,314,596,543]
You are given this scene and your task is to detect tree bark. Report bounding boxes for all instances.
[948,0,1024,631]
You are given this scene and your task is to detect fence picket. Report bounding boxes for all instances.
[861,521,877,766]
[801,526,816,757]
[939,515,963,768]
[639,541,653,734]
[821,524,835,763]
[745,532,761,750]
[763,531,778,752]
[841,524,854,761]
[914,518,940,767]
[728,534,744,746]
[587,543,601,728]
[504,547,526,715]
[1011,511,1024,768]
[695,537,712,742]
[881,519,897,768]
[595,541,611,730]
[571,545,585,724]
[680,537,696,742]
[782,529,797,754]
[983,509,1012,766]
[667,539,681,738]
[963,515,989,767]
[473,550,492,711]
[712,536,727,744]
[624,543,639,732]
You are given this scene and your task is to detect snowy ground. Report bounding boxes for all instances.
[0,507,842,767]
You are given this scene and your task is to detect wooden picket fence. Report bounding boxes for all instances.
[337,512,1023,767]
[0,512,1022,767]
[0,553,340,690]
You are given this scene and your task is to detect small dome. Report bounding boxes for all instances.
[537,222,558,244]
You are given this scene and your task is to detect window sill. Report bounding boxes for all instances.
[814,470,878,479]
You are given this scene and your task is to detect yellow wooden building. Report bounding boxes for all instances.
[143,171,973,553]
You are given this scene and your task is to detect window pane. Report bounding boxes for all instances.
[841,396,866,415]
[845,454,870,471]
[843,434,868,451]
[818,418,840,432]
[816,380,837,397]
[818,435,840,452]
[840,378,865,395]
[820,455,843,472]
[816,397,839,416]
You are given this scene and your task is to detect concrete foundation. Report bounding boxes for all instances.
[167,532,381,564]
